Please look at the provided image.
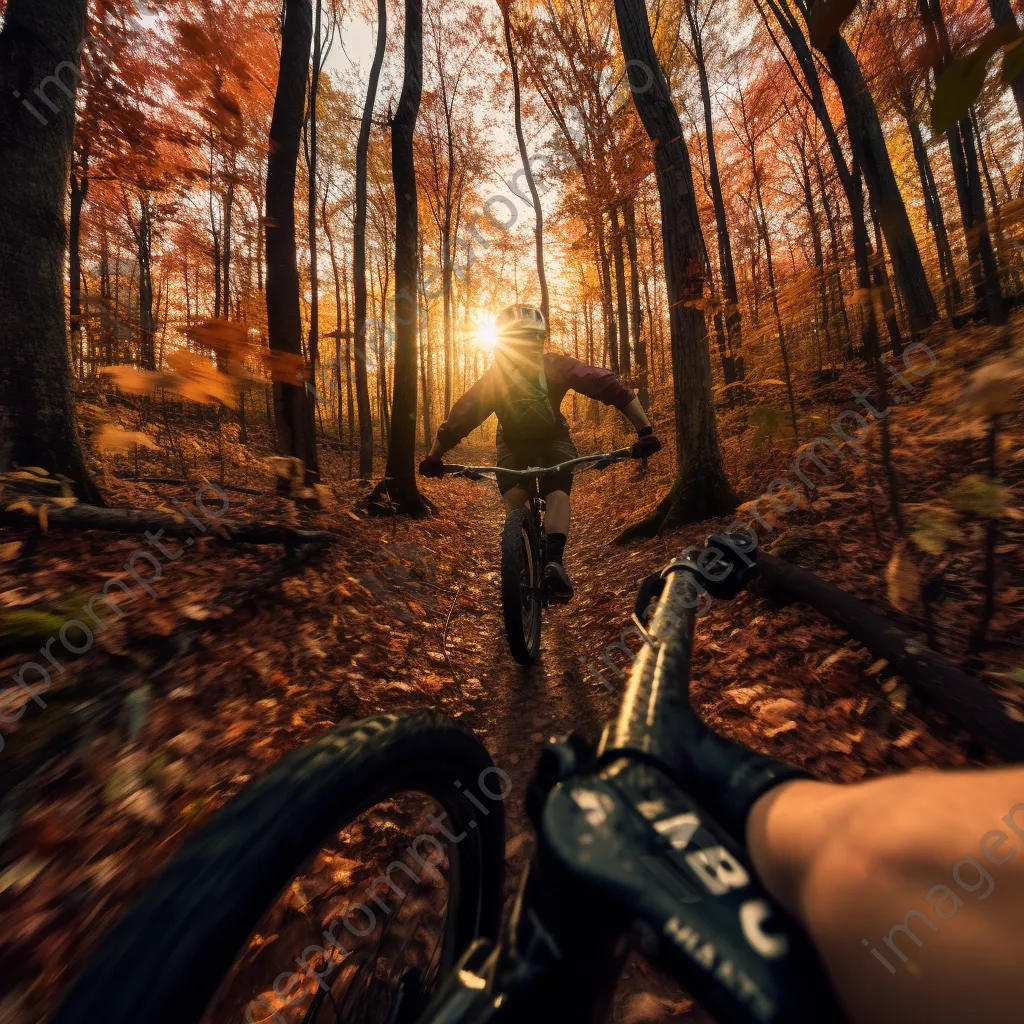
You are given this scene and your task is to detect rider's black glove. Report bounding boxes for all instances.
[632,427,661,459]
[419,455,445,479]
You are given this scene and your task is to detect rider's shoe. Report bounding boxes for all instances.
[542,562,574,604]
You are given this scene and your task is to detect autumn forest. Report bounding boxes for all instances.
[2,0,1024,1019]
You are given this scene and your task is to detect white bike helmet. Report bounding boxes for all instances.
[495,304,546,339]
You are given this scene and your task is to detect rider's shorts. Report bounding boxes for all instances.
[495,432,579,498]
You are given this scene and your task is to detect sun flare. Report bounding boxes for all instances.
[476,316,498,352]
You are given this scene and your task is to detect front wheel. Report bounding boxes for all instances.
[52,710,506,1024]
[501,506,542,665]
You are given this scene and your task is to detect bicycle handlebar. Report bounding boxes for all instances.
[440,447,635,481]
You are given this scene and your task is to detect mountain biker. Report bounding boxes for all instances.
[418,303,661,602]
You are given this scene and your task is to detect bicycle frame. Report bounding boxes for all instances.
[414,533,847,1024]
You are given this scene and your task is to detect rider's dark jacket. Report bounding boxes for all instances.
[434,353,634,452]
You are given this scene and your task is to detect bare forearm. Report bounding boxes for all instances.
[747,769,1024,1023]
[620,396,650,432]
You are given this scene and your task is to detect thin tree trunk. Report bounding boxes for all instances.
[907,113,961,317]
[502,0,549,327]
[137,197,156,371]
[623,198,649,406]
[353,0,386,477]
[307,0,322,377]
[596,215,619,374]
[610,204,631,376]
[69,156,88,378]
[686,0,742,383]
[917,0,1003,323]
[265,0,319,487]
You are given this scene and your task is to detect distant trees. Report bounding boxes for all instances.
[0,0,101,502]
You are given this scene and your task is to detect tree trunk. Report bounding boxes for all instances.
[0,0,100,501]
[761,1,879,361]
[686,0,742,383]
[753,158,799,442]
[907,113,961,317]
[69,157,87,378]
[502,0,549,327]
[137,197,156,370]
[612,0,737,534]
[322,190,345,438]
[307,0,321,377]
[223,150,234,323]
[868,199,904,356]
[265,0,319,487]
[353,0,386,478]
[814,28,938,332]
[610,204,631,376]
[623,198,649,407]
[918,0,1004,324]
[596,215,619,374]
[797,137,831,367]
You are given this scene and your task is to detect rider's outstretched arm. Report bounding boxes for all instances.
[620,395,652,433]
[746,768,1024,1024]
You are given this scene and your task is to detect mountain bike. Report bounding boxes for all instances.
[52,531,847,1024]
[440,447,635,665]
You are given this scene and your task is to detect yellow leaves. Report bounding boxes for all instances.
[931,22,1020,135]
[95,425,158,454]
[268,456,304,480]
[958,351,1024,418]
[886,541,921,614]
[165,351,239,408]
[949,475,1006,517]
[99,365,165,396]
[912,507,962,555]
[261,349,310,384]
[186,318,248,352]
[5,498,49,530]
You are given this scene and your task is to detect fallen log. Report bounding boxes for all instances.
[758,553,1024,761]
[0,502,334,548]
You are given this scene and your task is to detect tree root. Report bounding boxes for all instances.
[614,477,739,544]
[758,552,1024,761]
[364,480,434,518]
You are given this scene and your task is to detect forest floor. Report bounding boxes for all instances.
[2,320,1023,1023]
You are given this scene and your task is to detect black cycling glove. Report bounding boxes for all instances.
[419,455,445,478]
[632,426,662,459]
